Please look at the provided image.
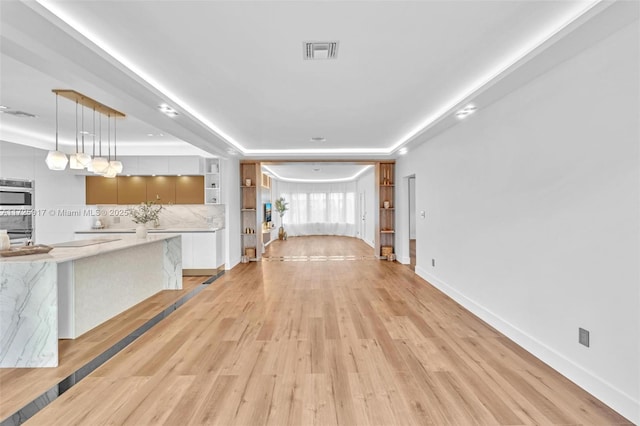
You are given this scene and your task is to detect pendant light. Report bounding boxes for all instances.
[45,93,69,170]
[92,112,109,174]
[69,101,84,169]
[109,114,123,174]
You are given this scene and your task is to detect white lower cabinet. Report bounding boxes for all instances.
[74,230,224,271]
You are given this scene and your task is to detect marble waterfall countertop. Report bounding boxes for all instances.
[1,234,182,368]
[75,227,223,234]
[0,234,180,263]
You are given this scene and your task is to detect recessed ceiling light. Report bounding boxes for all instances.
[147,133,154,136]
[398,147,408,155]
[310,137,326,142]
[158,103,178,117]
[455,104,478,120]
[0,105,9,109]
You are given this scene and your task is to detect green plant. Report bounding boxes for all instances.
[275,196,288,218]
[128,200,163,224]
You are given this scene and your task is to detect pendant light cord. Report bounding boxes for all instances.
[99,113,102,156]
[55,94,59,151]
[107,113,111,161]
[75,100,79,153]
[92,108,96,156]
[114,116,117,160]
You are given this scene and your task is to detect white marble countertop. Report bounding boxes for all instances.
[75,227,223,234]
[0,234,180,264]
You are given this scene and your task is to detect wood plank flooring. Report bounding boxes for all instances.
[8,237,632,425]
[0,276,206,422]
[264,235,375,258]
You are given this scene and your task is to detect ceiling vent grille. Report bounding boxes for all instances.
[1,110,37,118]
[303,41,339,60]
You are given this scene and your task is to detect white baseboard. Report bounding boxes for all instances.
[226,256,241,270]
[415,267,639,425]
[398,255,410,264]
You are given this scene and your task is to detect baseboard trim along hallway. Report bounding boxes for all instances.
[415,267,638,423]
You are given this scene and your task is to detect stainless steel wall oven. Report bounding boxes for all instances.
[0,179,35,245]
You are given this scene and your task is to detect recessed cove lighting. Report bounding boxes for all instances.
[158,103,178,117]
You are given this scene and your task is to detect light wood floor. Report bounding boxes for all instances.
[11,238,632,425]
[0,276,206,422]
[264,235,375,258]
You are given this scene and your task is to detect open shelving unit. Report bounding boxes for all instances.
[240,161,261,261]
[204,158,221,204]
[376,161,396,258]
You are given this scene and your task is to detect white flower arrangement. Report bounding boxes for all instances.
[128,200,163,224]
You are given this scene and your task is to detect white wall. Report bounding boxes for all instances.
[355,167,375,247]
[408,176,416,239]
[396,22,639,423]
[0,141,91,244]
[222,157,241,269]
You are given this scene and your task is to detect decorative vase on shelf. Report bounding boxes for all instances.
[136,224,148,239]
[0,230,10,250]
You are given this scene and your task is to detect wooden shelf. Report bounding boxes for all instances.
[377,162,396,258]
[241,161,261,261]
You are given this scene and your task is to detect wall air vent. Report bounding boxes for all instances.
[303,41,339,60]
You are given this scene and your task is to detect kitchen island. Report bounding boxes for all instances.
[0,234,181,368]
[76,228,224,275]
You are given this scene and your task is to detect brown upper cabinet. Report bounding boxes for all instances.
[175,176,204,204]
[86,176,117,205]
[85,175,203,205]
[117,176,147,204]
[146,176,176,204]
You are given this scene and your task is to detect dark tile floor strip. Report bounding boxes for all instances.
[2,271,224,426]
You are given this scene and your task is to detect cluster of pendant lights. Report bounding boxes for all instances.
[45,93,123,177]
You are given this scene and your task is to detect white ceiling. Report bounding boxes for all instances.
[0,0,625,165]
[264,163,373,182]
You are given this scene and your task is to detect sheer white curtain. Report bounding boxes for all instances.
[274,181,357,237]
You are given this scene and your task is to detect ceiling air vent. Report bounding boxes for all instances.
[303,41,339,60]
[1,110,37,118]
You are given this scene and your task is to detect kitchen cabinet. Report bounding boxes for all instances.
[137,157,169,175]
[175,176,204,204]
[146,176,176,204]
[74,230,225,273]
[86,176,118,204]
[85,175,204,205]
[169,157,202,175]
[117,176,147,204]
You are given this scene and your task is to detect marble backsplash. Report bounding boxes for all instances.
[94,204,225,230]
